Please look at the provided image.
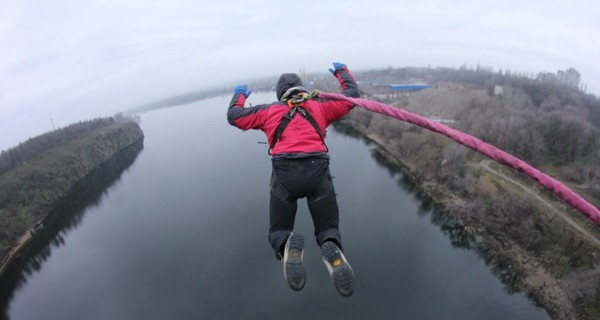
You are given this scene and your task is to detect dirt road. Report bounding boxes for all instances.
[476,159,600,248]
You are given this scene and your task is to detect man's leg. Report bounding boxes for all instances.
[268,166,306,291]
[307,168,342,249]
[307,165,354,297]
[268,189,298,258]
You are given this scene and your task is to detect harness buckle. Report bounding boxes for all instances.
[287,93,307,108]
[285,107,298,119]
[297,107,310,119]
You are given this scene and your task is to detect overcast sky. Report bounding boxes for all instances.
[1,0,599,150]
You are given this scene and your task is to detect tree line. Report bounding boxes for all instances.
[0,117,118,176]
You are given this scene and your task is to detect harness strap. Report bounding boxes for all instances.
[269,95,328,155]
[296,107,327,147]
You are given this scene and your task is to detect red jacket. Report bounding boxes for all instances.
[227,68,360,156]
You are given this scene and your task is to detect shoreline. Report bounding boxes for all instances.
[338,122,599,319]
[0,230,34,277]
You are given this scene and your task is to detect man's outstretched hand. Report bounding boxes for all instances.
[328,62,347,75]
[233,84,252,98]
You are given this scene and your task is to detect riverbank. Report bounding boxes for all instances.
[0,119,144,278]
[334,113,600,320]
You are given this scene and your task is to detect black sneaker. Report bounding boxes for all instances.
[283,233,306,291]
[321,241,354,297]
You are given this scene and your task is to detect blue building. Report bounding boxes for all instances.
[388,84,433,91]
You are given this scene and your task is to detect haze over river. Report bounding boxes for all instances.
[1,93,549,319]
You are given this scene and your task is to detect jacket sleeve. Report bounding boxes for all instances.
[332,66,360,98]
[320,67,361,124]
[227,92,269,130]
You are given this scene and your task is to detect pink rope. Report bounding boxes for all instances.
[320,92,600,227]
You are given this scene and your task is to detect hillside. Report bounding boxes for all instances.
[0,118,144,275]
[334,67,600,320]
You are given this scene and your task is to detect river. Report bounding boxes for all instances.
[0,93,549,319]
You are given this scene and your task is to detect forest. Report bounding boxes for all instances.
[0,117,116,176]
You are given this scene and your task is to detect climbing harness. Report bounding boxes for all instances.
[269,90,328,155]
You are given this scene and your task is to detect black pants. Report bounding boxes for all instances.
[268,157,342,259]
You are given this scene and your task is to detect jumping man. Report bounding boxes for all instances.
[227,62,360,297]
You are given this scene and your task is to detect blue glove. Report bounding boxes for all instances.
[233,84,252,98]
[328,62,347,75]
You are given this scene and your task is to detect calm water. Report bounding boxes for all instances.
[1,93,549,319]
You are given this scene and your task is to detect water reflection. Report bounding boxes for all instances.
[332,124,530,298]
[0,139,144,319]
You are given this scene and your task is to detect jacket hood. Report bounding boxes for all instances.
[276,73,305,101]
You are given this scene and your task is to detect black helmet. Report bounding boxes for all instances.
[276,73,306,101]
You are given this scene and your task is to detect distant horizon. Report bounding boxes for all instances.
[128,63,596,113]
[2,61,595,153]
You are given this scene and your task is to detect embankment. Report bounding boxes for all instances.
[0,120,144,276]
[334,111,600,320]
